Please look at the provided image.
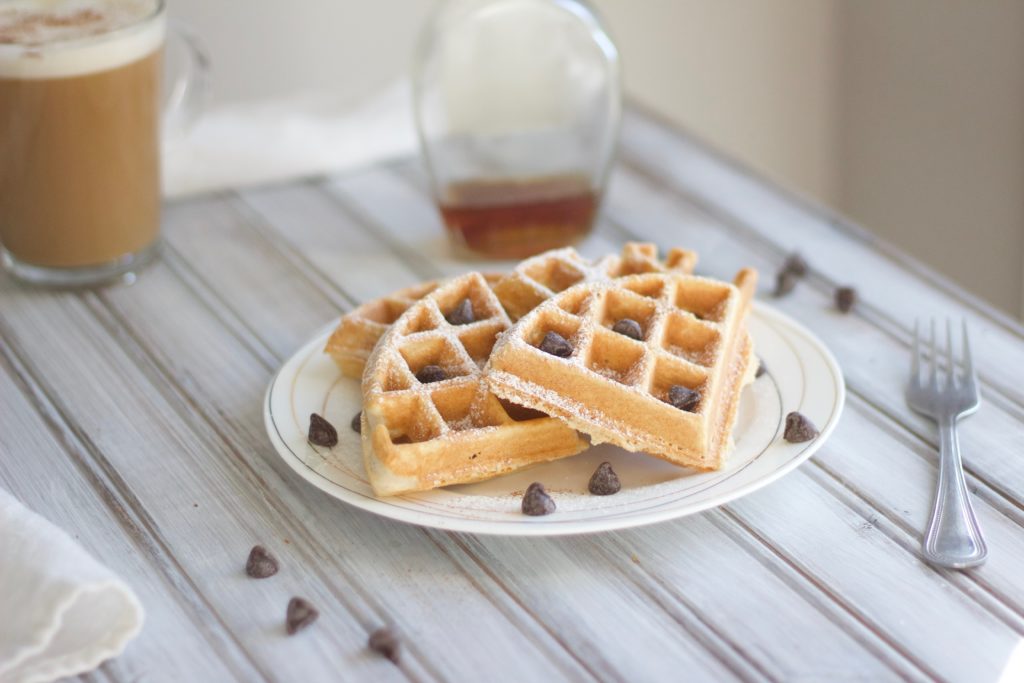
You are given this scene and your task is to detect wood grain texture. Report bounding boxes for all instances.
[2,107,1023,682]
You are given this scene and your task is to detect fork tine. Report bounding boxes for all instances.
[962,319,977,385]
[911,319,921,386]
[929,319,938,388]
[946,318,956,388]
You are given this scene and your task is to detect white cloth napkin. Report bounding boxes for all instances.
[0,488,144,683]
[163,81,417,199]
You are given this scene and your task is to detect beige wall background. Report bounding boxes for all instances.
[168,0,1024,317]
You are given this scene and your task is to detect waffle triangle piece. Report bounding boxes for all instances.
[361,272,589,496]
[487,269,758,470]
[325,243,695,378]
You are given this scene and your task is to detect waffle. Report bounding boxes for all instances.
[325,243,695,377]
[493,242,697,320]
[360,272,589,496]
[486,269,758,470]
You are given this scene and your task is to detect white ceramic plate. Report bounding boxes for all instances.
[264,303,844,536]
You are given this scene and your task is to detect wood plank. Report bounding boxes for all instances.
[0,344,254,683]
[724,472,1020,683]
[0,284,416,683]
[618,109,1024,410]
[93,268,600,683]
[602,166,1024,514]
[812,396,1024,623]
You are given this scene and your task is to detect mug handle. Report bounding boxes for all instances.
[163,20,210,141]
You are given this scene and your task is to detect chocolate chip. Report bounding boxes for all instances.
[539,331,572,358]
[784,411,819,443]
[285,597,319,635]
[369,626,401,664]
[446,298,475,325]
[667,385,700,411]
[612,318,643,341]
[351,411,362,433]
[755,359,767,378]
[774,270,798,298]
[835,286,857,313]
[416,364,447,383]
[782,252,809,277]
[245,545,278,579]
[521,482,556,516]
[588,462,621,496]
[308,413,338,447]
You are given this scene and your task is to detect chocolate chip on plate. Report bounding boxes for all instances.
[285,597,319,635]
[774,270,798,298]
[667,385,701,412]
[369,626,401,664]
[782,252,809,278]
[784,411,819,443]
[308,413,338,447]
[416,364,447,383]
[521,482,556,516]
[835,286,857,313]
[446,298,475,326]
[755,359,767,378]
[351,411,362,433]
[245,545,279,579]
[539,331,573,358]
[612,318,643,341]
[588,462,621,496]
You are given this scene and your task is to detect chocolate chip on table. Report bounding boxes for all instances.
[369,626,401,664]
[774,270,798,298]
[521,482,556,516]
[612,318,643,341]
[835,286,857,313]
[667,385,700,412]
[588,462,621,496]
[782,252,809,278]
[308,413,338,447]
[755,359,767,378]
[285,597,319,635]
[539,331,573,358]
[446,298,476,325]
[416,364,447,383]
[784,411,819,443]
[245,545,279,579]
[351,411,362,433]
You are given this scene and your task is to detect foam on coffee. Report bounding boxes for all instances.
[0,0,162,79]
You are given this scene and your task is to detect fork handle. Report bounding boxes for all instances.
[923,416,988,568]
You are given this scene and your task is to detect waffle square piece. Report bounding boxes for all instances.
[324,243,696,378]
[361,272,588,496]
[487,270,758,470]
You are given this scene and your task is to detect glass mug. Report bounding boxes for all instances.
[0,0,206,286]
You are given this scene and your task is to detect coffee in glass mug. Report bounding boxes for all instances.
[0,0,201,286]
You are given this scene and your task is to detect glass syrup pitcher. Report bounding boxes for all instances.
[413,0,621,259]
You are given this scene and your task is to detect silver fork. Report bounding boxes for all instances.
[905,319,987,568]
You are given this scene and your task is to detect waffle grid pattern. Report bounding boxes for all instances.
[326,243,696,378]
[361,272,587,495]
[487,270,757,468]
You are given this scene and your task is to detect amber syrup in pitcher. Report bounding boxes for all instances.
[438,174,598,259]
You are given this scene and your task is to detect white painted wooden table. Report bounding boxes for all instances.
[3,107,1024,683]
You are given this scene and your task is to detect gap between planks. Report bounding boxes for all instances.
[0,326,274,683]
